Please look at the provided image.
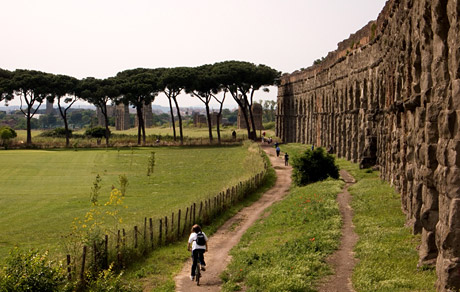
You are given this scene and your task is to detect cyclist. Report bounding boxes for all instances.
[187,224,208,281]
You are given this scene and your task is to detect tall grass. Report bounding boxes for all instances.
[337,159,436,291]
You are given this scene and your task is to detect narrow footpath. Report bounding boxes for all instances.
[174,144,292,292]
[317,169,358,292]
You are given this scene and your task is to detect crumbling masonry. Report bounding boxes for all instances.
[276,0,460,290]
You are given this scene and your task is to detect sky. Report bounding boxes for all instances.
[0,0,387,109]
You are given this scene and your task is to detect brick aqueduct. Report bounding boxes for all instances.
[275,0,460,290]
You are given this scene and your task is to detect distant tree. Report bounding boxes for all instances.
[213,61,280,140]
[261,99,276,122]
[79,77,119,146]
[222,108,238,125]
[211,88,227,144]
[116,68,162,145]
[10,69,54,145]
[185,65,221,143]
[159,67,194,144]
[50,74,79,147]
[0,126,17,149]
[85,126,108,139]
[0,68,14,104]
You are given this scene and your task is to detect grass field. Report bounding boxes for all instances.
[13,127,276,142]
[0,143,265,262]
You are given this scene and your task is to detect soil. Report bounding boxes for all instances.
[317,169,358,292]
[174,144,292,292]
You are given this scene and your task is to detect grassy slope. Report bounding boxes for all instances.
[0,144,263,261]
[221,143,435,292]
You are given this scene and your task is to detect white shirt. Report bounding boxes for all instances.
[188,232,208,250]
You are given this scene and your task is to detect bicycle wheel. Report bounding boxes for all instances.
[196,263,201,286]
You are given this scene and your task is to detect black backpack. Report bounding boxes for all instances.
[196,232,206,245]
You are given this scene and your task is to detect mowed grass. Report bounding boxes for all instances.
[337,159,436,291]
[0,143,264,261]
[13,127,276,141]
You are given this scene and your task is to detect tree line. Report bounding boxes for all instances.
[0,61,280,147]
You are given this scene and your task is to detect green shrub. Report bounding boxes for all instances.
[0,126,17,149]
[262,122,275,130]
[0,248,65,292]
[85,266,140,292]
[291,147,339,186]
[39,127,72,138]
[85,127,109,139]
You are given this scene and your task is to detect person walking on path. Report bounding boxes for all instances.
[284,152,289,166]
[276,146,281,157]
[187,224,208,281]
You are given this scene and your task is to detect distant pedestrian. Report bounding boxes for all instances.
[284,153,289,166]
[276,146,280,157]
[268,137,272,144]
[311,144,315,151]
[232,130,236,141]
[327,144,334,154]
[274,141,279,148]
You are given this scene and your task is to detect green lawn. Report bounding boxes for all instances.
[13,127,276,141]
[0,143,264,261]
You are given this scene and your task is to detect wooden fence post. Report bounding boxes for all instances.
[66,254,72,281]
[159,219,163,246]
[122,229,126,247]
[144,217,147,246]
[134,226,138,248]
[183,207,189,236]
[199,201,203,222]
[80,246,87,283]
[171,212,175,240]
[204,201,208,223]
[117,230,120,249]
[164,216,168,244]
[177,209,181,239]
[192,203,196,224]
[189,204,193,226]
[149,218,154,249]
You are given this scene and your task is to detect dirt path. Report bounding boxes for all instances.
[174,144,292,292]
[317,169,358,292]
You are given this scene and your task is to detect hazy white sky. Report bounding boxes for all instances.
[0,0,387,109]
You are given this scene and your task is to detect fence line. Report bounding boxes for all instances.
[66,152,269,285]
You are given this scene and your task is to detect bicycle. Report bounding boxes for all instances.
[195,261,201,286]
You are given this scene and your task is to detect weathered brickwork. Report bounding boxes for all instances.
[276,0,460,290]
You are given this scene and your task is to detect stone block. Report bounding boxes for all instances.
[425,122,439,144]
[447,139,460,166]
[452,80,460,110]
[446,167,460,199]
